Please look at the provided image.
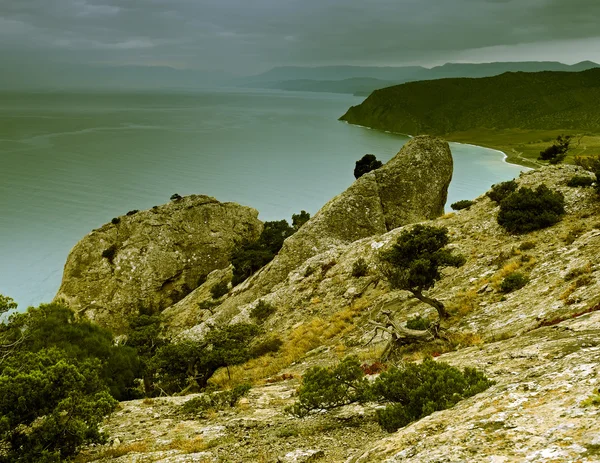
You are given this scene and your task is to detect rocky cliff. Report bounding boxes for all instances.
[77,164,600,463]
[166,136,453,337]
[54,195,262,332]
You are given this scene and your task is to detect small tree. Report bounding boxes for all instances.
[354,154,383,179]
[379,225,465,319]
[292,210,310,230]
[538,135,571,164]
[575,154,600,194]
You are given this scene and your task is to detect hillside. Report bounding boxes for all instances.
[72,163,600,463]
[241,61,599,96]
[340,69,600,166]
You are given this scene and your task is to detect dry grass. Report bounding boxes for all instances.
[448,289,479,316]
[210,300,369,388]
[74,441,149,462]
[397,331,483,362]
[165,436,207,453]
[491,261,522,289]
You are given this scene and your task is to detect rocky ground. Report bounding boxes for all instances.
[77,164,600,462]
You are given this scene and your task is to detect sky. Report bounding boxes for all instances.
[1,0,600,78]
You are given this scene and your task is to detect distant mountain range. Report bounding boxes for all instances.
[2,60,598,93]
[340,68,600,134]
[243,61,599,95]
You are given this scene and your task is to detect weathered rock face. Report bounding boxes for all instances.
[80,165,600,462]
[263,135,452,287]
[170,136,453,334]
[54,195,262,332]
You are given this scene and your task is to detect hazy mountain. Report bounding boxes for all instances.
[242,61,599,95]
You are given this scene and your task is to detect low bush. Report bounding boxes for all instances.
[286,356,493,433]
[181,384,252,415]
[352,258,369,277]
[250,300,276,323]
[250,336,283,357]
[567,175,595,188]
[497,185,565,233]
[286,356,370,417]
[499,272,529,293]
[170,193,182,201]
[101,244,118,264]
[518,240,536,251]
[126,209,139,216]
[371,359,494,432]
[450,200,475,211]
[406,315,433,331]
[210,281,229,299]
[111,217,121,225]
[354,154,383,179]
[487,180,517,204]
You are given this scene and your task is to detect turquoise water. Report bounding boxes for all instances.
[0,89,524,310]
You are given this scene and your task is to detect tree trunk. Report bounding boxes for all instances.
[411,289,449,319]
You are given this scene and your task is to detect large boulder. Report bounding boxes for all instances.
[255,135,452,288]
[175,135,453,335]
[54,195,262,333]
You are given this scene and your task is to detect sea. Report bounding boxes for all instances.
[0,88,524,310]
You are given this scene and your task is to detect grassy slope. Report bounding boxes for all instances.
[340,69,600,167]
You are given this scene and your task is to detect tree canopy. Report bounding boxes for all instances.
[379,225,465,319]
[354,154,383,179]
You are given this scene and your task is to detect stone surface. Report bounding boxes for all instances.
[174,136,453,337]
[54,195,261,332]
[77,164,600,462]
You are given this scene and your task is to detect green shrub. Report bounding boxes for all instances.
[406,315,432,331]
[181,384,252,415]
[126,209,139,216]
[250,300,276,323]
[538,134,570,164]
[497,184,565,233]
[250,336,283,357]
[170,193,182,201]
[351,258,369,277]
[567,175,595,187]
[286,356,493,433]
[210,281,229,299]
[292,210,310,230]
[371,359,493,432]
[101,244,118,264]
[450,200,475,211]
[0,302,140,461]
[499,272,529,293]
[487,180,518,204]
[231,219,295,286]
[111,217,121,225]
[286,356,370,417]
[518,240,536,251]
[354,154,383,179]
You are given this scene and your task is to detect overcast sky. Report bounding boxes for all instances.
[1,0,600,75]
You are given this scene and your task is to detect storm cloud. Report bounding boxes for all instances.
[1,0,599,74]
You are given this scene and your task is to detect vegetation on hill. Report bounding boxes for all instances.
[354,154,383,179]
[287,355,493,433]
[340,69,600,166]
[378,225,465,321]
[231,211,310,286]
[0,301,131,462]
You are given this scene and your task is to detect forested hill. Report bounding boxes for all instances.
[340,68,600,135]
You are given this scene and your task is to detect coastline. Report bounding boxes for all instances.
[341,120,533,170]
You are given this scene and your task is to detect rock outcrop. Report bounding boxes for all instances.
[78,164,600,462]
[54,195,262,332]
[170,136,453,335]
